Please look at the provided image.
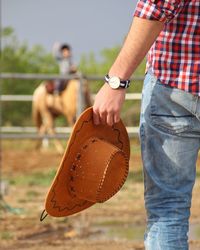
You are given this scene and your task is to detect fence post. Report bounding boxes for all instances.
[0,76,3,200]
[76,73,85,118]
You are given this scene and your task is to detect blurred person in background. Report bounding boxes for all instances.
[52,42,77,94]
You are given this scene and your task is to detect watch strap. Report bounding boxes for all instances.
[105,74,130,89]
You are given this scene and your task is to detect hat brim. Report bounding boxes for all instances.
[45,107,130,217]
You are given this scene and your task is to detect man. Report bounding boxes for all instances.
[93,1,199,249]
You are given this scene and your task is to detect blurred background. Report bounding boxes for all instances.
[1,1,200,250]
[1,0,144,128]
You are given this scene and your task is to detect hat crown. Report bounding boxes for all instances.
[68,137,128,203]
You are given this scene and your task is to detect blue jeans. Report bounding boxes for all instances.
[140,70,200,250]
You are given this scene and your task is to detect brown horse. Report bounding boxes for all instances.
[32,79,92,152]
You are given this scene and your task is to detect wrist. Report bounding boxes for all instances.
[104,82,126,90]
[105,74,130,89]
[108,65,132,81]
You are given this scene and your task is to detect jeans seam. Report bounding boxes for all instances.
[151,114,194,118]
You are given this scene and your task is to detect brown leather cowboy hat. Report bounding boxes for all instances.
[41,107,130,219]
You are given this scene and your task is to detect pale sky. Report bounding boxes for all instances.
[2,0,138,63]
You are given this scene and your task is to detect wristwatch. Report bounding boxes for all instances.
[104,74,130,89]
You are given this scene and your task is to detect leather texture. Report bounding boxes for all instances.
[45,107,130,217]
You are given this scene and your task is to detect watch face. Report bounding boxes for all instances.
[109,76,120,89]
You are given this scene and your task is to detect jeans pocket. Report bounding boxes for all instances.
[150,83,194,134]
[151,114,193,134]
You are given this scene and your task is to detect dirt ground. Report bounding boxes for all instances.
[0,140,200,250]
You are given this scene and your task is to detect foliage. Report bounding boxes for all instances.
[1,27,147,126]
[1,27,58,126]
[79,46,146,93]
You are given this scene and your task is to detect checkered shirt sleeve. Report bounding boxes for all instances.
[134,0,185,23]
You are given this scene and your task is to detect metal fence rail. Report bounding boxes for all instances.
[0,72,144,82]
[1,93,142,101]
[0,127,139,139]
[0,72,144,139]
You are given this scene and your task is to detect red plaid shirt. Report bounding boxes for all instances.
[134,0,200,96]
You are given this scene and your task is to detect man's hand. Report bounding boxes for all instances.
[93,83,126,126]
[92,17,164,127]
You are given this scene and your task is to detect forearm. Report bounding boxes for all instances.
[109,17,164,80]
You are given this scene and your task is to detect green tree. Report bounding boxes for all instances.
[1,27,58,126]
[79,46,146,93]
[1,27,146,127]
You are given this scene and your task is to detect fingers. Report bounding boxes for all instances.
[106,112,114,127]
[92,83,125,126]
[99,111,106,125]
[93,107,107,125]
[93,107,120,127]
[93,108,101,125]
[114,113,120,124]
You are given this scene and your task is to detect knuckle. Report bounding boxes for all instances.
[107,108,114,114]
[99,107,107,115]
[93,107,99,114]
[111,106,119,112]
